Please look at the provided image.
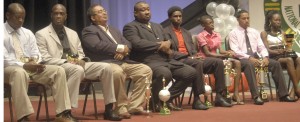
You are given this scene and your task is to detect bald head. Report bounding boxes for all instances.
[51,4,67,29]
[6,3,26,30]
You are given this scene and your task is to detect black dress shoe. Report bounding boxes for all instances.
[254,97,264,105]
[279,96,297,102]
[166,102,182,111]
[104,110,122,121]
[192,100,209,110]
[215,97,233,107]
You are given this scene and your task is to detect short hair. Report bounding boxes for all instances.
[264,10,280,32]
[51,4,66,13]
[167,6,182,17]
[87,4,101,21]
[7,3,25,14]
[235,9,248,19]
[134,1,148,11]
[198,15,212,25]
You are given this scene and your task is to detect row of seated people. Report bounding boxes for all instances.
[4,1,299,122]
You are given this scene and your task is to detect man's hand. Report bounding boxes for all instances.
[123,45,130,56]
[261,57,269,67]
[23,62,46,74]
[249,56,261,67]
[157,40,171,53]
[76,60,86,69]
[114,53,125,60]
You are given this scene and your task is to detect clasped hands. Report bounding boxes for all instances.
[249,56,269,67]
[23,59,45,74]
[114,45,130,60]
[157,40,173,56]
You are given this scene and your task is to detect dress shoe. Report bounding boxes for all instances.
[192,100,209,110]
[215,97,233,107]
[103,110,122,121]
[56,110,78,122]
[118,112,131,119]
[17,115,30,122]
[253,97,264,105]
[166,102,182,111]
[232,96,244,105]
[279,96,297,102]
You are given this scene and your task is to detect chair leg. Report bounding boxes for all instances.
[43,89,49,122]
[208,76,214,103]
[82,82,90,115]
[240,74,245,102]
[36,95,43,120]
[126,80,132,96]
[187,88,193,105]
[267,73,273,100]
[287,78,291,92]
[8,91,13,122]
[92,83,98,120]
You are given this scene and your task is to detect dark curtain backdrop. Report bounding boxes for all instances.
[4,0,90,35]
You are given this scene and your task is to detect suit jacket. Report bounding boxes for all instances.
[35,24,86,65]
[164,25,198,60]
[123,20,184,68]
[81,24,136,64]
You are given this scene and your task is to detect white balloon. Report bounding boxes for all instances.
[206,2,217,17]
[213,18,225,32]
[204,84,212,95]
[224,16,238,30]
[215,3,231,19]
[159,89,170,102]
[228,5,235,16]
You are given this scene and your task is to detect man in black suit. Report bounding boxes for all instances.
[123,1,215,111]
[164,6,232,108]
[82,4,153,120]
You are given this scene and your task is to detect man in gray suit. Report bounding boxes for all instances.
[164,6,232,108]
[123,1,199,111]
[82,4,152,119]
[35,4,122,121]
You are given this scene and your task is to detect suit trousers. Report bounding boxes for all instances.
[110,63,152,114]
[151,62,196,105]
[61,62,116,107]
[4,65,71,120]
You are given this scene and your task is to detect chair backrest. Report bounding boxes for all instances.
[224,36,230,51]
[192,35,199,52]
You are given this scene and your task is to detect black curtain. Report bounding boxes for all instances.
[4,0,90,36]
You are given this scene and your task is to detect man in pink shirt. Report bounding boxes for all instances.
[228,10,296,103]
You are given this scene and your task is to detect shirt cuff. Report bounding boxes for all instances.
[116,44,125,53]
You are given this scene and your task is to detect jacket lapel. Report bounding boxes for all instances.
[64,27,77,54]
[96,25,116,44]
[168,26,179,51]
[48,25,62,47]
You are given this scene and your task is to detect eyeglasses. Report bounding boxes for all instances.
[93,9,107,15]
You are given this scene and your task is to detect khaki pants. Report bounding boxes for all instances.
[110,63,152,114]
[4,65,71,120]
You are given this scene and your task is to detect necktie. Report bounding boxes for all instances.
[12,31,24,61]
[245,30,253,56]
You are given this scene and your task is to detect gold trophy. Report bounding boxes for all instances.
[284,34,297,58]
[256,58,268,101]
[203,74,213,108]
[145,77,153,118]
[20,55,40,76]
[66,53,79,64]
[158,77,171,115]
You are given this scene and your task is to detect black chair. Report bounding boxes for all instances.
[81,79,99,119]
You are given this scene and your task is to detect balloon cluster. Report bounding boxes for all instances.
[206,2,238,40]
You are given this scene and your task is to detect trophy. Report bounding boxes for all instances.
[20,55,40,76]
[224,60,235,103]
[284,34,298,58]
[158,77,171,115]
[204,81,213,108]
[145,77,153,118]
[256,58,269,101]
[66,53,79,64]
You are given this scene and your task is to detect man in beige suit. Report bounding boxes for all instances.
[4,3,76,122]
[35,4,122,121]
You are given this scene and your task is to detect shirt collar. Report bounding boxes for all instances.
[172,25,181,32]
[237,25,248,32]
[202,29,217,37]
[99,24,109,32]
[5,21,20,35]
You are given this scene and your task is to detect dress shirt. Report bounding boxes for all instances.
[228,26,268,59]
[4,22,41,67]
[99,25,125,53]
[197,30,222,58]
[173,27,188,54]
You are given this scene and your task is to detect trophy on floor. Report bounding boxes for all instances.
[256,58,269,101]
[204,81,213,108]
[284,34,298,58]
[159,77,171,115]
[145,77,153,118]
[224,59,235,103]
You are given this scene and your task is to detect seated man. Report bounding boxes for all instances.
[4,3,76,122]
[164,6,232,108]
[82,4,152,118]
[35,4,121,121]
[228,10,296,104]
[123,1,200,111]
